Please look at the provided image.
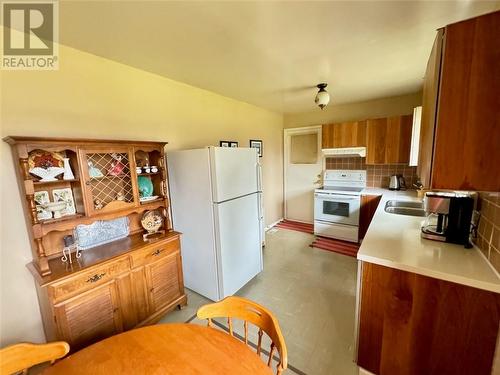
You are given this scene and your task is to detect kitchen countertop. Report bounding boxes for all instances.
[357,188,500,293]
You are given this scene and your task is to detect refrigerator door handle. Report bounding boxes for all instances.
[257,162,263,192]
[257,192,263,219]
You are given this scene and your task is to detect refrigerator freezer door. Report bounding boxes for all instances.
[167,148,220,301]
[210,147,259,203]
[213,193,263,299]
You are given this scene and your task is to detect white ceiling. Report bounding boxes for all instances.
[58,1,499,113]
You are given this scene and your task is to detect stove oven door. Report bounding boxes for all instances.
[314,192,360,226]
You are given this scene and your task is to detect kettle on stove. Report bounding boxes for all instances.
[389,175,406,190]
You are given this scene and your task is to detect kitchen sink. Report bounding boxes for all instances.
[385,200,424,209]
[384,200,426,217]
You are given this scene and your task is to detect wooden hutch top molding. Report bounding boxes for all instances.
[4,136,168,147]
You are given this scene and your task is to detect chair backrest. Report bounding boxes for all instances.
[0,341,70,375]
[197,296,287,375]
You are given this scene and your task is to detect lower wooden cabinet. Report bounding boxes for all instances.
[357,262,500,375]
[145,252,184,313]
[359,194,382,240]
[35,232,187,351]
[54,281,123,350]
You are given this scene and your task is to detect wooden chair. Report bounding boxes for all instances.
[0,342,70,375]
[197,296,288,374]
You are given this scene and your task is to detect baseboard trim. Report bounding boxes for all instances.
[265,218,283,231]
[359,367,376,375]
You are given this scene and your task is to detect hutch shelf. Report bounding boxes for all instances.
[4,136,187,350]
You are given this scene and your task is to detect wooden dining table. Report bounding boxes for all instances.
[42,323,273,374]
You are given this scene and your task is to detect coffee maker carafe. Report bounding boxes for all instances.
[421,191,474,248]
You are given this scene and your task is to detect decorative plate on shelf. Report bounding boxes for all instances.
[138,176,154,198]
[34,191,52,220]
[28,150,64,170]
[52,188,76,216]
[28,150,65,181]
[141,210,163,234]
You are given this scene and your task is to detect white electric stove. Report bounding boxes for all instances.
[314,170,366,242]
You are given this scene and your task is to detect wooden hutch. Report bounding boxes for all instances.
[4,136,187,351]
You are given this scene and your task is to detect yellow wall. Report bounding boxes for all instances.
[0,44,283,345]
[284,92,422,128]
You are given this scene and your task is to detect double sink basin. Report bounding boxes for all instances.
[384,200,426,217]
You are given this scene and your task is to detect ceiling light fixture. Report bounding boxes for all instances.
[315,83,330,110]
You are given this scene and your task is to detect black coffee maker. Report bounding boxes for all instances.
[421,192,474,248]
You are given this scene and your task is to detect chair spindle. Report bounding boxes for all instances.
[257,328,263,355]
[228,317,233,336]
[267,342,276,367]
[244,321,249,344]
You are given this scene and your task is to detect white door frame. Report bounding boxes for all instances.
[283,125,325,221]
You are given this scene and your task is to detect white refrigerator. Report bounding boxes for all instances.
[167,147,264,301]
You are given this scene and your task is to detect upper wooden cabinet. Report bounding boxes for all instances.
[79,146,139,216]
[418,11,500,190]
[366,115,413,165]
[322,121,367,149]
[3,137,172,276]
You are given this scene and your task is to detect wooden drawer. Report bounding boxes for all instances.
[130,238,180,268]
[49,258,130,303]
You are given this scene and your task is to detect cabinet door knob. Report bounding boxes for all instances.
[86,273,105,283]
[151,249,162,256]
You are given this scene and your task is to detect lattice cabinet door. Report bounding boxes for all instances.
[53,281,123,350]
[79,147,139,215]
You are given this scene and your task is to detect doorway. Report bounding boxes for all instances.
[284,126,323,223]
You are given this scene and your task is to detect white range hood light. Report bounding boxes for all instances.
[322,147,366,157]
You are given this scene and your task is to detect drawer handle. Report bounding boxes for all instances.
[87,273,106,283]
[151,249,163,256]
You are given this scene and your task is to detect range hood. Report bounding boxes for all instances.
[322,147,366,157]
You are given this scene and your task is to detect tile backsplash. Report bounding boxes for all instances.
[325,157,418,189]
[474,192,500,272]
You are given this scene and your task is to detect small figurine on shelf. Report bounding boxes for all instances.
[94,199,103,210]
[62,157,75,180]
[108,153,125,176]
[116,191,125,201]
[88,161,104,178]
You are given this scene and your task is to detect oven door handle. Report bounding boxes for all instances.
[315,193,358,201]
